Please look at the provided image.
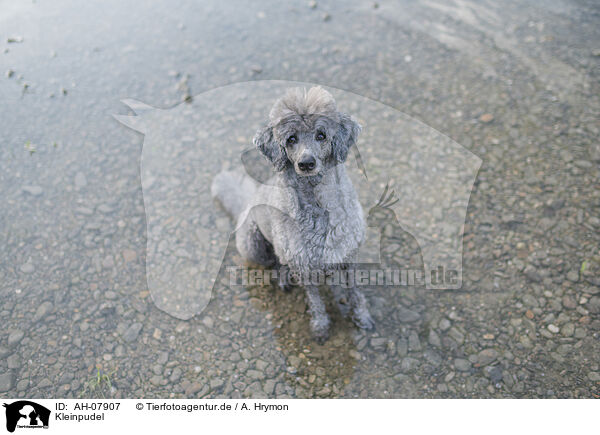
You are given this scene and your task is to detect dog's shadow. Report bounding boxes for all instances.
[242,265,361,398]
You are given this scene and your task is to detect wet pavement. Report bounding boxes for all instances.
[1,0,599,398]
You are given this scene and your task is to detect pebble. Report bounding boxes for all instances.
[37,379,52,389]
[479,113,494,123]
[7,354,20,369]
[484,366,503,383]
[210,379,224,389]
[587,296,600,314]
[74,172,87,189]
[20,262,34,274]
[122,322,143,342]
[547,324,560,334]
[397,307,421,323]
[408,331,421,351]
[566,270,579,282]
[454,358,472,372]
[33,301,54,322]
[8,330,25,347]
[21,185,43,196]
[122,249,137,263]
[438,318,451,331]
[428,330,441,347]
[16,379,29,392]
[424,349,442,367]
[0,372,16,392]
[478,349,498,366]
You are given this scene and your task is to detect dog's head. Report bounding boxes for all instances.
[254,87,361,176]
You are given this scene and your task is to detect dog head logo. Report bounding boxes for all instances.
[3,401,50,433]
[114,80,481,320]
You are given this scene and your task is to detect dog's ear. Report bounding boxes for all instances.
[332,113,361,164]
[254,125,287,171]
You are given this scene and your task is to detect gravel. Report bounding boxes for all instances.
[1,0,599,399]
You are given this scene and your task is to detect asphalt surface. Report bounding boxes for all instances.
[1,0,599,398]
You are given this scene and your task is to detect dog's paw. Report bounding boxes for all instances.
[352,309,375,331]
[310,317,331,344]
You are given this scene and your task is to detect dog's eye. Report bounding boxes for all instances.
[316,131,326,141]
[286,135,297,145]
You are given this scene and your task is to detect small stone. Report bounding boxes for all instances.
[250,65,262,74]
[588,372,600,382]
[322,12,331,21]
[547,324,560,334]
[424,349,442,367]
[479,113,494,123]
[104,291,117,300]
[185,382,205,395]
[349,350,361,360]
[308,0,317,8]
[37,379,52,388]
[169,367,182,383]
[8,330,25,347]
[6,69,14,78]
[20,263,34,274]
[22,185,43,196]
[201,316,214,329]
[397,307,420,323]
[454,358,471,372]
[16,379,29,392]
[566,270,579,282]
[97,204,113,214]
[122,322,143,343]
[483,333,495,340]
[478,349,498,365]
[122,249,137,263]
[102,255,114,269]
[33,301,53,322]
[0,372,16,392]
[562,295,577,309]
[428,330,441,347]
[484,366,503,383]
[587,296,600,314]
[210,379,224,389]
[370,337,387,348]
[74,172,87,189]
[525,310,534,319]
[448,327,465,344]
[561,323,575,336]
[152,329,162,340]
[7,354,20,369]
[438,318,451,331]
[317,386,331,397]
[408,331,421,351]
[400,357,419,372]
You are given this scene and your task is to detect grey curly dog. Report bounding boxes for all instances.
[211,86,374,342]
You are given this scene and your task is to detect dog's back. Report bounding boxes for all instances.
[211,170,258,219]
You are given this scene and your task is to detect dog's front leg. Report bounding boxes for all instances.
[304,284,330,343]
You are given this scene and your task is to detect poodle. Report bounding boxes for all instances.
[211,86,374,342]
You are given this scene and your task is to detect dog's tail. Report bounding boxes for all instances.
[211,170,258,219]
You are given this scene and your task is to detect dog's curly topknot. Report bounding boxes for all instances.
[269,86,339,125]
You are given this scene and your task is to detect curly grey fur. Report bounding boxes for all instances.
[211,86,374,342]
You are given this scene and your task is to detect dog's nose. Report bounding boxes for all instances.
[298,156,316,172]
